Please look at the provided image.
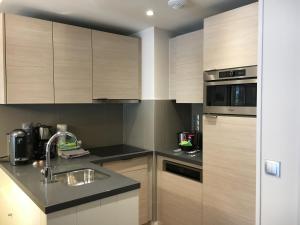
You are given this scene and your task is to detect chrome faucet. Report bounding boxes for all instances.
[41,131,78,183]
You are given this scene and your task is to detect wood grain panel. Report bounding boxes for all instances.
[203,115,256,225]
[168,39,176,100]
[102,157,148,173]
[157,156,202,225]
[124,169,149,225]
[0,13,5,104]
[92,30,140,100]
[102,157,150,225]
[53,23,92,103]
[170,30,203,103]
[5,14,54,104]
[203,3,258,70]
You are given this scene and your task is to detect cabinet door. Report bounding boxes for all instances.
[203,115,256,225]
[123,169,149,225]
[157,156,202,225]
[0,169,13,225]
[0,168,44,225]
[102,157,150,225]
[53,23,92,103]
[5,14,54,103]
[170,30,203,103]
[92,31,140,100]
[203,3,258,71]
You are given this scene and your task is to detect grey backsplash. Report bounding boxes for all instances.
[191,104,203,132]
[0,101,202,156]
[0,104,123,156]
[154,101,192,150]
[123,100,196,151]
[123,101,155,150]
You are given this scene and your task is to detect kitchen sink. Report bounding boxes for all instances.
[53,169,109,187]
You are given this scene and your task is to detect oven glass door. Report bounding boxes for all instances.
[206,79,257,107]
[206,85,230,106]
[230,83,257,106]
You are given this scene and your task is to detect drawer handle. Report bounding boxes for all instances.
[205,114,218,118]
[8,213,12,217]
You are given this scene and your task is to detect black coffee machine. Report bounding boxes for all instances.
[32,124,56,160]
[8,129,29,165]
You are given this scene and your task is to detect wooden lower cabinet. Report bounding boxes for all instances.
[102,156,151,225]
[0,168,138,225]
[203,115,256,225]
[47,191,138,225]
[156,156,202,225]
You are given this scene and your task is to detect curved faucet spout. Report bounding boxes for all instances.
[42,131,78,183]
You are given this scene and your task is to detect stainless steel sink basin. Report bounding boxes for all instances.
[53,169,109,187]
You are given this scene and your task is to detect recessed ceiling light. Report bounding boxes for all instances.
[146,10,154,16]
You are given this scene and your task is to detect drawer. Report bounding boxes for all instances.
[102,157,148,173]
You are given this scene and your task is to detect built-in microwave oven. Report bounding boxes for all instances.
[204,66,257,116]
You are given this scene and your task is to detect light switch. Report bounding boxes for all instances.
[265,160,281,177]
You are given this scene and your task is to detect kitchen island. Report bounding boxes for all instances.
[0,154,140,225]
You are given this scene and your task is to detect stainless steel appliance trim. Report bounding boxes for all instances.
[204,65,257,81]
[205,78,257,86]
[204,106,256,116]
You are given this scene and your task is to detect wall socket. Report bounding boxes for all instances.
[265,160,281,177]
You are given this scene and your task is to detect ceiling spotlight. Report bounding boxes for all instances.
[146,10,154,16]
[168,0,187,9]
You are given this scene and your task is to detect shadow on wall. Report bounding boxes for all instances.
[123,100,195,151]
[0,104,124,156]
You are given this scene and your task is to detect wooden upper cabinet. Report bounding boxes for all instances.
[169,30,203,103]
[203,115,256,225]
[5,14,54,104]
[53,23,92,103]
[92,31,140,100]
[203,2,258,71]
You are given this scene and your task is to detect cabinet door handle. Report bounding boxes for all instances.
[8,213,12,217]
[205,114,218,118]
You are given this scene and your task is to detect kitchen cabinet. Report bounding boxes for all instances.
[92,31,140,100]
[53,23,92,103]
[0,167,138,225]
[169,30,203,103]
[0,167,14,225]
[102,156,151,225]
[5,14,54,104]
[156,156,202,225]
[0,13,140,104]
[203,2,258,71]
[202,115,256,225]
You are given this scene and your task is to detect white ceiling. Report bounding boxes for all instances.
[0,0,256,35]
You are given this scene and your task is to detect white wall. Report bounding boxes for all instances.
[259,0,300,224]
[135,27,155,100]
[135,27,171,100]
[154,28,171,100]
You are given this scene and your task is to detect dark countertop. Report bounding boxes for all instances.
[155,148,202,166]
[0,153,142,214]
[89,144,153,163]
[0,144,200,214]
